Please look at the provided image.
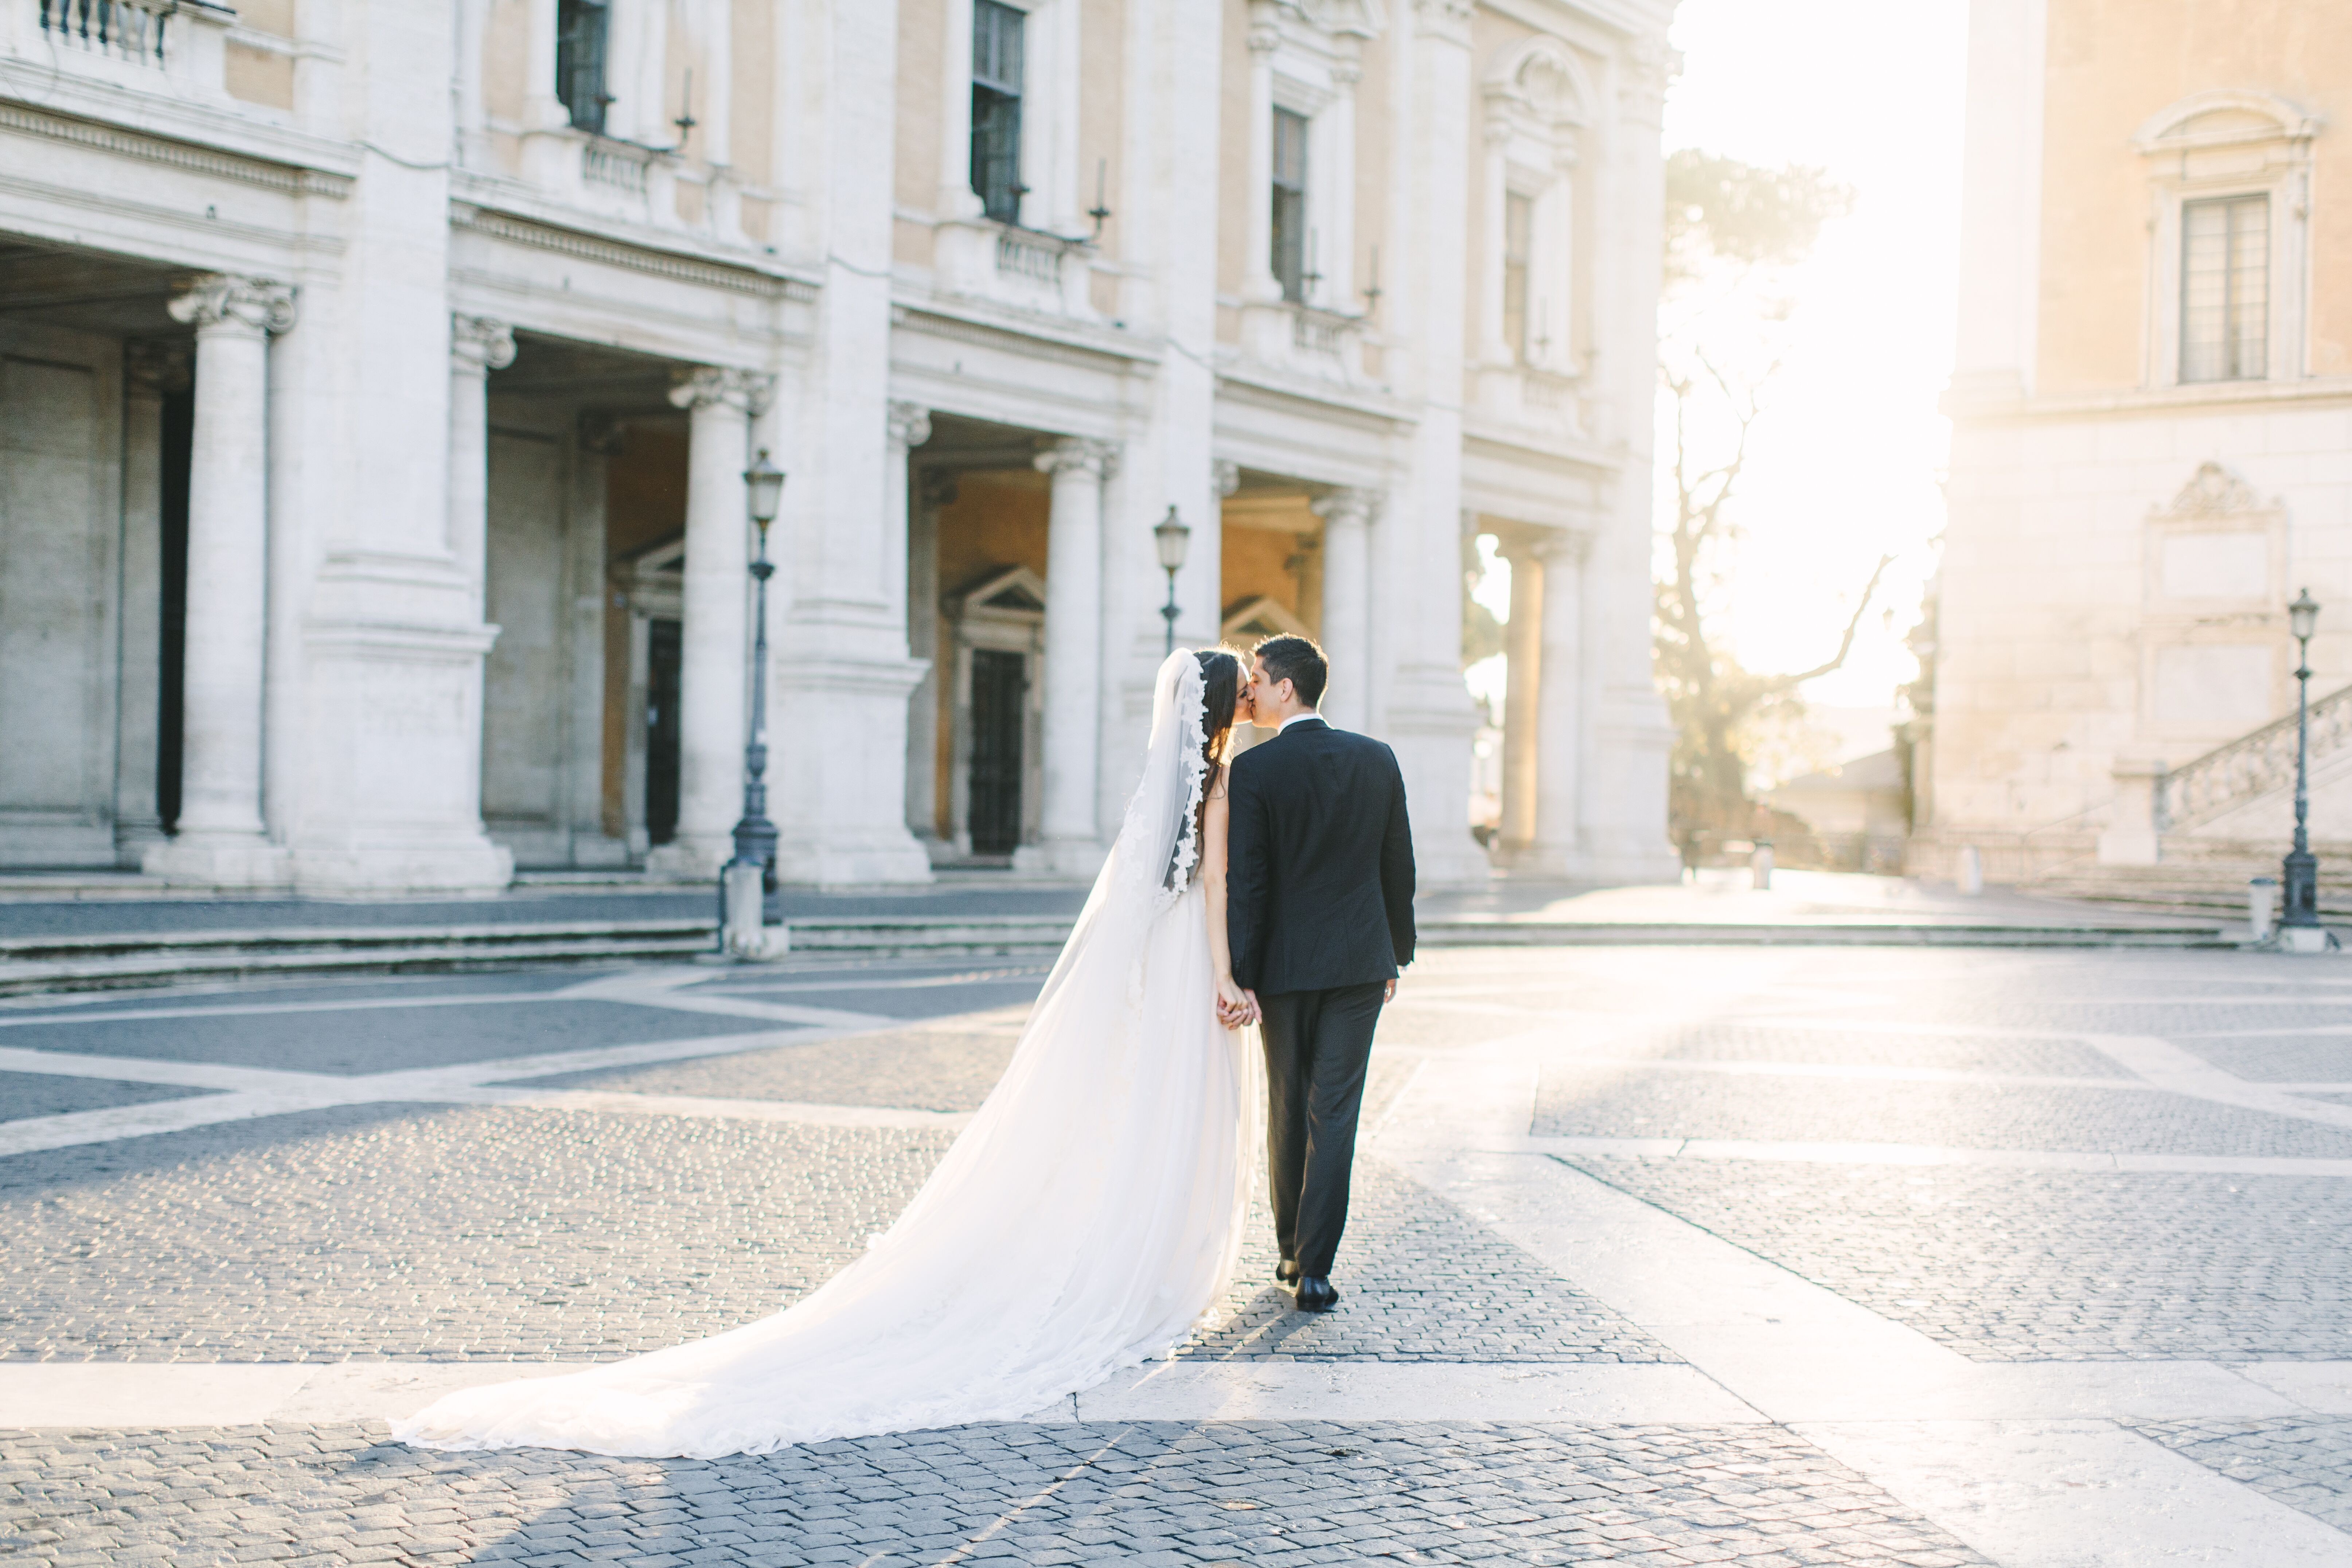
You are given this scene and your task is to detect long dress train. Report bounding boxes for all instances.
[394,650,1253,1458]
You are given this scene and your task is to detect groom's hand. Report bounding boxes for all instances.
[1383,978,1397,1004]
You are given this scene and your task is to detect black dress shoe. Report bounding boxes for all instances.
[1294,1276,1339,1312]
[1276,1258,1301,1284]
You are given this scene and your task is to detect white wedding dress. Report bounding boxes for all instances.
[395,651,1257,1458]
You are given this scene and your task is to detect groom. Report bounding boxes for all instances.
[1222,634,1416,1312]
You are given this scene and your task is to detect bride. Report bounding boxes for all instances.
[396,648,1262,1458]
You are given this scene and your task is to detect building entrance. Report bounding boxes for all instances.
[644,617,682,847]
[968,648,1026,855]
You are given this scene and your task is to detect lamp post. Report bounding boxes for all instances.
[722,449,787,957]
[2282,587,2323,946]
[1154,505,1190,656]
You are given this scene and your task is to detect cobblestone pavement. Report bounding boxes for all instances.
[1536,1072,2352,1156]
[1,1105,951,1361]
[1,1420,1994,1567]
[516,1017,1028,1112]
[8,944,2352,1562]
[1564,1158,2352,1361]
[1179,1159,1676,1365]
[2129,1416,2352,1530]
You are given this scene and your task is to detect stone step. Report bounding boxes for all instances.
[0,920,718,996]
[0,910,2246,998]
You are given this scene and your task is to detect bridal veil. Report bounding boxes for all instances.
[395,650,1257,1458]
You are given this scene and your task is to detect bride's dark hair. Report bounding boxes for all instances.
[1177,649,1244,884]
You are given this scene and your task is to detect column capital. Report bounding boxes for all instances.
[1245,0,1282,54]
[125,339,193,396]
[918,468,962,509]
[451,314,518,374]
[1311,487,1378,528]
[1213,460,1242,498]
[1411,0,1474,44]
[1034,437,1120,482]
[887,401,933,453]
[167,274,297,335]
[668,364,775,417]
[1521,526,1590,563]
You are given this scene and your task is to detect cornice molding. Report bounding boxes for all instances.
[450,204,815,301]
[0,98,352,198]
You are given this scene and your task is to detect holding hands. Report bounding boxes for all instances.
[1214,974,1260,1030]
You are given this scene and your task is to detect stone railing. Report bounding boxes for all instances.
[994,229,1065,287]
[2161,682,2352,830]
[20,0,236,95]
[581,137,654,201]
[38,0,171,65]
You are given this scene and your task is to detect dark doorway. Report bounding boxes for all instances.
[968,648,1025,855]
[645,617,682,846]
[156,382,193,832]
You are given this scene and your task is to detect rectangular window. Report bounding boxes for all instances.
[1503,191,1534,361]
[2181,194,2269,383]
[972,0,1026,226]
[555,0,611,136]
[1272,107,1310,303]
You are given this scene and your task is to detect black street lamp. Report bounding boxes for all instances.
[1154,505,1191,656]
[728,449,788,900]
[2282,587,2323,939]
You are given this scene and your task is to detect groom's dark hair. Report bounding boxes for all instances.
[1253,633,1328,708]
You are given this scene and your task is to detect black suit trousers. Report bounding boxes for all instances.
[1257,980,1386,1278]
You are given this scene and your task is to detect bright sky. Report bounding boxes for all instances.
[1464,1,1969,737]
[1659,0,1971,707]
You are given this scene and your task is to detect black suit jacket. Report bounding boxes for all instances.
[1225,717,1417,996]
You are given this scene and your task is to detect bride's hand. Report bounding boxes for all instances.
[1214,974,1255,1028]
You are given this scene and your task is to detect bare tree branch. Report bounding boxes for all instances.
[1769,553,1897,690]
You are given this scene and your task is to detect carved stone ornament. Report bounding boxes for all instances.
[1034,437,1120,482]
[888,401,933,452]
[2153,460,2269,520]
[668,364,775,417]
[1412,0,1474,40]
[1626,35,1681,97]
[124,339,193,395]
[451,314,518,373]
[1310,487,1377,527]
[1289,0,1384,38]
[166,273,297,335]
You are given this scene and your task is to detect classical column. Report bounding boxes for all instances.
[906,468,955,851]
[1312,488,1376,731]
[937,0,983,219]
[1241,2,1284,304]
[145,276,296,886]
[648,366,773,879]
[1527,530,1586,873]
[1032,437,1118,875]
[889,404,937,851]
[1477,118,1513,365]
[449,316,516,621]
[522,0,569,128]
[117,341,189,861]
[1497,532,1544,855]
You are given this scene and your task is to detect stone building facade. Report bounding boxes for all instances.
[0,0,1675,893]
[1931,0,2352,882]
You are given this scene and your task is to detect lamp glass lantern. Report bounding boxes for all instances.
[1154,506,1190,655]
[2291,588,2320,645]
[745,448,787,533]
